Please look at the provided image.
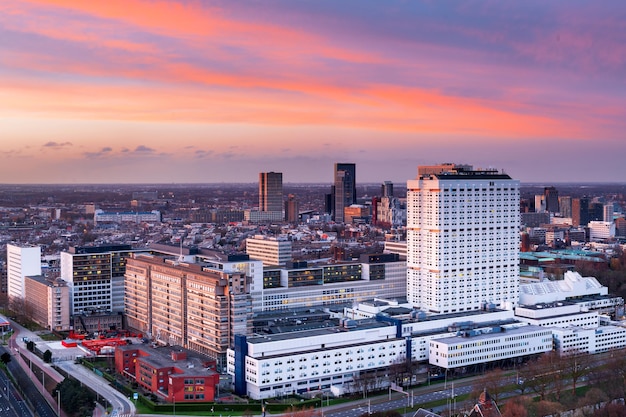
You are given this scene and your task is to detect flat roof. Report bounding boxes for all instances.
[433,325,547,345]
[247,319,393,344]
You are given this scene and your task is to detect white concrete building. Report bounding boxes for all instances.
[428,325,553,369]
[7,243,41,300]
[552,325,626,355]
[246,236,292,266]
[588,221,615,241]
[515,302,600,329]
[406,165,520,313]
[519,271,608,305]
[228,309,548,399]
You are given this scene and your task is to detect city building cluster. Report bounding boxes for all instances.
[1,163,626,403]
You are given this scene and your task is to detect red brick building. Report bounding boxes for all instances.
[115,344,219,402]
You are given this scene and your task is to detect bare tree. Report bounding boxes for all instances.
[501,396,529,417]
[471,368,505,403]
[561,349,591,395]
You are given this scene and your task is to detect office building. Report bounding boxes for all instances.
[559,196,572,218]
[94,209,161,224]
[604,203,615,223]
[381,181,394,197]
[60,244,136,315]
[429,325,552,370]
[534,195,546,213]
[543,186,559,213]
[124,253,253,370]
[7,243,41,300]
[572,197,590,227]
[260,254,406,311]
[24,275,70,331]
[406,164,520,313]
[246,236,292,266]
[285,194,299,223]
[588,221,615,241]
[333,163,356,223]
[259,172,283,212]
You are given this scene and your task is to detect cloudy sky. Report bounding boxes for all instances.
[1,1,625,184]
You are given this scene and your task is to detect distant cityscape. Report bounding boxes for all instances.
[1,163,626,407]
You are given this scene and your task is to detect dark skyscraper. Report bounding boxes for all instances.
[259,172,283,212]
[543,186,559,213]
[381,181,394,197]
[333,163,356,223]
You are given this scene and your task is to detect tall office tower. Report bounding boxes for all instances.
[572,197,590,227]
[544,186,560,213]
[7,244,41,300]
[381,181,394,197]
[604,203,615,223]
[559,196,572,218]
[406,164,520,313]
[534,195,546,213]
[60,244,135,315]
[333,163,356,223]
[285,194,299,223]
[259,172,283,212]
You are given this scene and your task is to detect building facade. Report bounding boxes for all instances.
[60,244,136,315]
[24,275,70,331]
[259,254,406,311]
[115,345,220,403]
[333,163,356,223]
[246,236,292,266]
[124,254,253,370]
[7,243,41,300]
[259,172,283,212]
[406,165,520,313]
[285,194,299,223]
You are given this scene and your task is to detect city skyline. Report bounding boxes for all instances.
[2,1,626,184]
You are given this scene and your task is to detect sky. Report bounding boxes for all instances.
[1,1,626,184]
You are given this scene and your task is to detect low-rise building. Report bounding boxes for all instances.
[428,325,553,370]
[115,344,219,403]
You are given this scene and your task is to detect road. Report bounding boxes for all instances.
[319,379,478,417]
[0,368,23,417]
[8,320,136,417]
[0,343,56,417]
[55,360,136,416]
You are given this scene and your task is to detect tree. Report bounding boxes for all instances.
[501,397,528,417]
[26,341,35,352]
[561,350,591,395]
[43,349,52,363]
[0,352,11,365]
[54,377,96,417]
[471,368,505,403]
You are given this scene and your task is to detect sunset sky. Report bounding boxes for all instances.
[1,1,625,184]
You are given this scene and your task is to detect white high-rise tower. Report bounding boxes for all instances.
[407,164,520,313]
[7,243,41,300]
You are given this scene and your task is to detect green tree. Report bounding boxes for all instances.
[54,377,96,417]
[0,352,11,365]
[43,349,52,363]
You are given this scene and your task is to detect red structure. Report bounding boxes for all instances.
[82,337,129,354]
[115,345,219,403]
